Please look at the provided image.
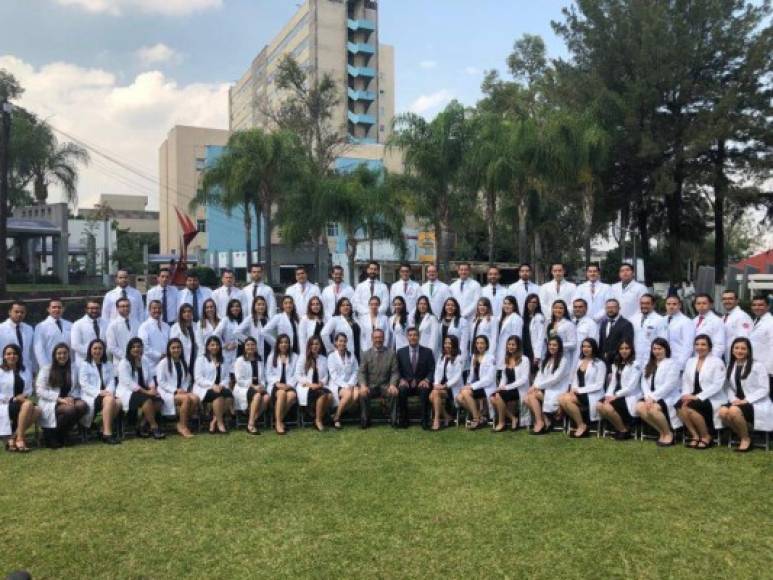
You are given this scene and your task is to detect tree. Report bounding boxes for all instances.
[30,124,89,207]
[389,101,475,277]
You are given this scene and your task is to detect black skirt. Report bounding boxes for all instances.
[656,399,672,429]
[8,400,23,430]
[472,388,487,400]
[307,387,332,408]
[495,390,519,403]
[722,402,754,426]
[93,394,105,415]
[609,397,634,425]
[676,398,715,430]
[203,388,234,404]
[129,391,162,415]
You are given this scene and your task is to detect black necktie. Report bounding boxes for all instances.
[121,288,127,300]
[192,290,199,322]
[312,362,319,384]
[56,319,62,333]
[370,280,375,297]
[92,318,100,339]
[493,286,496,296]
[162,287,168,324]
[125,318,131,332]
[411,348,418,374]
[290,318,299,354]
[253,284,258,299]
[97,364,104,390]
[15,324,23,351]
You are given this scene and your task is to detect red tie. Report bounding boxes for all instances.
[697,315,704,328]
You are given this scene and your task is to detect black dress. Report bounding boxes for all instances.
[609,366,634,424]
[498,367,519,402]
[675,365,715,430]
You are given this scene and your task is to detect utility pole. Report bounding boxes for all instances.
[0,98,12,299]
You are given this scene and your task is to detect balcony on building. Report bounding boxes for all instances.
[347,41,376,56]
[347,65,376,78]
[347,111,376,125]
[347,88,376,102]
[347,18,376,32]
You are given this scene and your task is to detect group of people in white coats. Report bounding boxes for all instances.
[1,260,771,453]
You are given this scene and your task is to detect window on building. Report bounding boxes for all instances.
[327,222,339,237]
[197,219,207,233]
[195,158,206,171]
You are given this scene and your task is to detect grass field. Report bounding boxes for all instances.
[1,427,771,579]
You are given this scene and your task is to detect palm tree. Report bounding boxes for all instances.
[389,100,473,277]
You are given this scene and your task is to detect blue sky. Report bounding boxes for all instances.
[0,0,570,207]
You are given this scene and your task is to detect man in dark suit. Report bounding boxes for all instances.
[396,327,436,429]
[598,298,635,370]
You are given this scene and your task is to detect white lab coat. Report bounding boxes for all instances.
[155,358,192,416]
[353,279,389,317]
[439,317,470,370]
[211,286,248,320]
[0,320,35,371]
[197,319,219,350]
[78,360,116,425]
[358,313,391,352]
[640,358,682,427]
[434,354,465,400]
[411,313,441,359]
[137,318,170,368]
[681,355,728,427]
[481,284,507,319]
[469,316,498,357]
[178,286,213,321]
[539,279,577,312]
[116,357,155,409]
[722,307,753,361]
[192,356,229,400]
[498,357,533,426]
[320,316,362,359]
[146,284,179,324]
[327,349,359,406]
[572,281,611,323]
[495,313,524,368]
[693,311,726,360]
[0,368,32,436]
[389,315,409,352]
[533,356,571,414]
[390,279,422,314]
[723,361,773,431]
[573,316,600,368]
[285,282,322,317]
[609,280,647,321]
[298,316,327,359]
[264,354,299,397]
[236,316,274,362]
[449,278,482,321]
[667,312,696,371]
[36,364,80,428]
[169,323,202,370]
[263,312,301,355]
[213,317,242,371]
[525,313,547,362]
[604,362,642,417]
[70,316,108,366]
[507,280,541,318]
[467,353,497,400]
[294,355,328,407]
[630,312,669,365]
[570,358,606,420]
[419,280,452,319]
[33,316,72,368]
[105,316,139,363]
[321,282,354,319]
[546,318,577,362]
[243,282,277,318]
[101,286,145,327]
[232,355,264,411]
[749,312,773,377]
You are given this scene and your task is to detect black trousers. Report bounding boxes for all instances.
[397,384,431,427]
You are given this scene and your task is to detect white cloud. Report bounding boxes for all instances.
[0,55,229,210]
[419,60,438,70]
[136,43,183,67]
[55,0,223,16]
[464,66,481,76]
[408,89,454,116]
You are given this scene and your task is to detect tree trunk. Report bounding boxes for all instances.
[582,184,593,267]
[434,219,446,280]
[635,190,651,286]
[262,199,273,284]
[486,189,496,265]
[517,195,528,265]
[254,203,262,267]
[713,139,727,285]
[243,200,253,271]
[346,234,357,286]
[667,152,685,286]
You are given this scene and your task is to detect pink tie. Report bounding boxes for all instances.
[697,315,704,328]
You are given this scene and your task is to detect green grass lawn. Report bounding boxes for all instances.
[1,427,771,579]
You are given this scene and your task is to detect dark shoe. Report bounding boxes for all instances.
[151,428,166,440]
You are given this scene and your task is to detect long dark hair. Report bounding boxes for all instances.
[613,339,635,369]
[85,338,108,365]
[251,296,268,324]
[1,343,24,373]
[442,334,460,359]
[334,297,354,319]
[474,297,493,320]
[204,336,224,364]
[504,335,523,367]
[201,298,219,329]
[304,336,323,372]
[281,296,299,323]
[644,338,671,378]
[726,337,754,380]
[226,298,243,323]
[498,296,519,335]
[391,296,408,329]
[413,295,433,327]
[580,337,601,360]
[694,333,713,353]
[523,293,542,325]
[333,332,351,359]
[166,338,190,376]
[49,342,72,389]
[125,337,144,371]
[242,337,261,361]
[306,296,325,320]
[177,304,194,333]
[541,336,564,373]
[442,297,462,327]
[272,334,292,366]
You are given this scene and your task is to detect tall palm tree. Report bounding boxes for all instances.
[29,120,89,207]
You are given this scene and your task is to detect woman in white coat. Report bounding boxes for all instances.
[1,344,38,453]
[359,296,391,353]
[677,334,727,449]
[522,293,546,372]
[117,337,165,440]
[265,334,298,435]
[194,336,233,435]
[719,337,773,453]
[491,335,530,432]
[431,334,465,431]
[321,297,363,363]
[237,296,275,363]
[559,338,606,438]
[233,337,269,435]
[298,296,327,359]
[263,296,301,356]
[439,298,469,370]
[37,343,86,448]
[524,336,571,435]
[295,336,331,432]
[636,338,681,446]
[456,335,496,429]
[213,298,243,379]
[495,296,524,369]
[198,298,220,349]
[328,333,360,430]
[155,338,199,439]
[469,298,497,357]
[389,296,409,352]
[78,338,121,444]
[170,304,202,373]
[546,300,577,366]
[411,296,441,359]
[597,339,642,440]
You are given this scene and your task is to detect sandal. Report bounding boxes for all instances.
[492,425,507,433]
[695,440,710,450]
[247,425,260,436]
[333,420,342,430]
[15,441,30,453]
[6,439,17,453]
[686,438,699,448]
